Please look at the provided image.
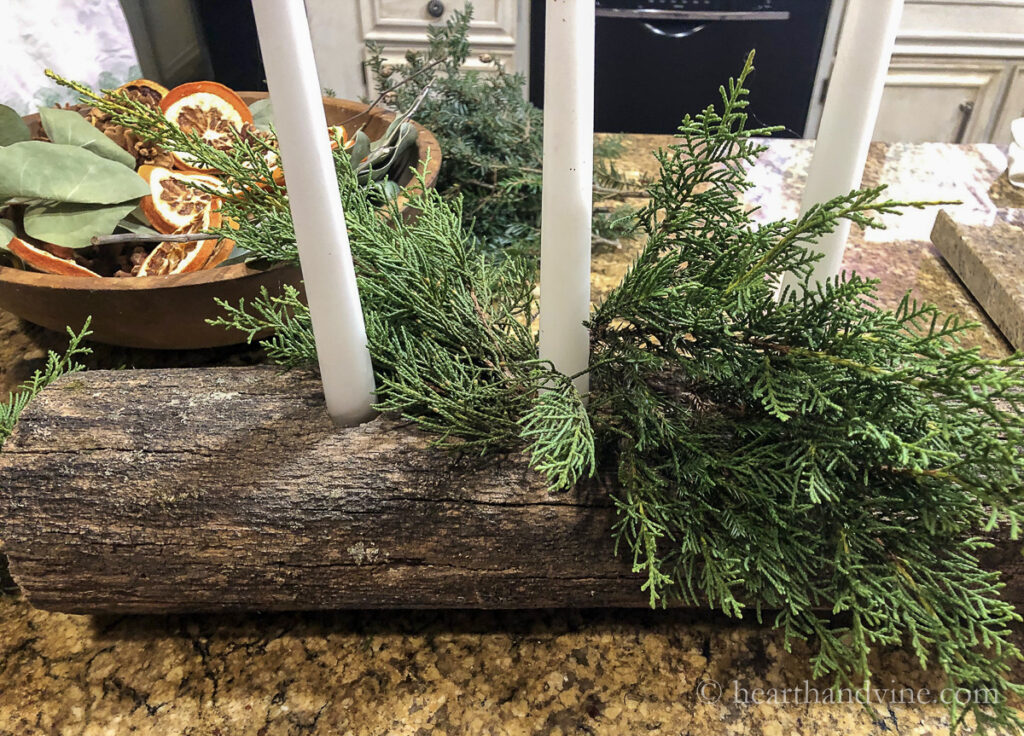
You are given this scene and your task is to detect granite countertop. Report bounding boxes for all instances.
[0,138,1019,735]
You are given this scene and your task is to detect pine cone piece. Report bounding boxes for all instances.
[86,107,172,168]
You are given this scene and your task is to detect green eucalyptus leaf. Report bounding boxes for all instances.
[38,107,136,168]
[0,218,15,250]
[395,122,418,152]
[0,142,150,204]
[116,214,159,237]
[0,105,31,146]
[391,123,418,168]
[218,245,253,267]
[380,179,401,201]
[250,98,274,131]
[24,200,139,248]
[349,130,370,167]
[370,159,392,181]
[126,204,153,225]
[363,145,393,169]
[375,108,416,151]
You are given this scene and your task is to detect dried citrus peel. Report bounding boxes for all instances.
[134,165,233,276]
[115,79,169,108]
[137,239,217,277]
[328,125,355,151]
[138,165,224,235]
[7,237,100,278]
[160,82,254,172]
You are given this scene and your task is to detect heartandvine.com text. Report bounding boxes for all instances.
[695,679,1000,707]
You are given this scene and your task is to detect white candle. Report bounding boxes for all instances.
[539,0,596,395]
[252,0,376,425]
[778,0,904,296]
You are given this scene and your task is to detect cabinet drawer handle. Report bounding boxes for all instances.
[427,0,445,18]
[955,101,975,144]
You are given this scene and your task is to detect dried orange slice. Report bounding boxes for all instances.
[135,166,235,276]
[7,237,99,278]
[116,79,169,108]
[328,125,355,151]
[203,216,239,269]
[138,165,224,234]
[160,82,254,172]
[203,239,235,270]
[137,239,217,277]
[269,126,352,188]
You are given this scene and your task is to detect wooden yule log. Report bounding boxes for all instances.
[2,366,1022,615]
[0,367,646,613]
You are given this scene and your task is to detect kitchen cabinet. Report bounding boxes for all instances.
[359,0,518,47]
[307,0,525,100]
[359,0,524,88]
[838,0,1024,143]
[873,58,1008,143]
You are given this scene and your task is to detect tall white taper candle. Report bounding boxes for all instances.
[778,0,904,297]
[539,0,596,395]
[252,0,376,425]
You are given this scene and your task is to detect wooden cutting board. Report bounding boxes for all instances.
[931,208,1024,350]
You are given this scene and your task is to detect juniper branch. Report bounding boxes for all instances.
[0,319,92,447]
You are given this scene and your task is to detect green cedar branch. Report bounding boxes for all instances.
[0,319,92,447]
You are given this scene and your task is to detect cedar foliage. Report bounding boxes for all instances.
[588,58,1024,733]
[0,320,92,447]
[364,6,638,255]
[212,170,595,489]
[49,42,1024,734]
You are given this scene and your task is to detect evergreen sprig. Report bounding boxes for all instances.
[588,53,1024,732]
[364,5,639,255]
[212,156,594,489]
[0,319,92,447]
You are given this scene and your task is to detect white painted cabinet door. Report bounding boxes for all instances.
[873,58,1008,143]
[359,0,518,47]
[358,0,524,95]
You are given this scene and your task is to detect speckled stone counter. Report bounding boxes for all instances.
[0,138,1019,735]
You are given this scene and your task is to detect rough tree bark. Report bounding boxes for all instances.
[1,366,1021,614]
[0,367,647,613]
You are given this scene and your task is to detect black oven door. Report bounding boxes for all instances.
[529,0,833,136]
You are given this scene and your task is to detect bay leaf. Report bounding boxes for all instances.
[250,98,274,131]
[39,107,136,168]
[24,201,139,248]
[126,204,150,224]
[116,214,160,237]
[349,130,370,167]
[0,105,31,146]
[0,142,150,204]
[0,218,15,249]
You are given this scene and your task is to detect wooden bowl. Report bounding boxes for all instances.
[0,94,441,350]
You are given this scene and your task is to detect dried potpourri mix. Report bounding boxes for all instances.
[0,76,418,278]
